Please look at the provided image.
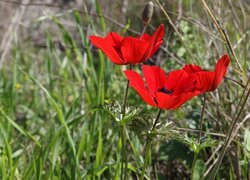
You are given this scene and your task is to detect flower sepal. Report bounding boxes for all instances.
[128,112,176,139]
[97,100,145,125]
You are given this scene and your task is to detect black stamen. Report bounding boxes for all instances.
[159,87,173,95]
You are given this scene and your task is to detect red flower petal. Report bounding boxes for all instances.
[155,92,182,109]
[194,55,230,92]
[170,91,201,109]
[142,65,165,95]
[183,64,202,74]
[175,75,199,94]
[105,32,123,47]
[164,69,189,94]
[147,24,165,58]
[156,91,201,110]
[121,37,150,64]
[124,70,157,107]
[149,24,165,46]
[149,40,164,58]
[89,33,124,64]
[140,34,150,41]
[212,54,230,91]
[194,71,215,92]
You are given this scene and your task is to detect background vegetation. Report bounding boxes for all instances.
[0,0,249,179]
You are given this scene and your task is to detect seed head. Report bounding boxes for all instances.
[142,1,154,25]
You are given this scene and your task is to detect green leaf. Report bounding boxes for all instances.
[0,108,41,147]
[95,127,103,170]
[18,68,80,176]
[193,159,206,180]
[52,136,62,171]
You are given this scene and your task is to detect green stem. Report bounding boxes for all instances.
[121,125,128,180]
[191,93,206,179]
[122,64,132,117]
[140,24,147,40]
[140,109,162,180]
[152,109,162,131]
[191,152,198,180]
[122,78,130,117]
[208,77,250,180]
[120,125,125,180]
[140,138,152,180]
[120,64,132,180]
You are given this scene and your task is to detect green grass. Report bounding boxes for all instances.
[0,0,249,179]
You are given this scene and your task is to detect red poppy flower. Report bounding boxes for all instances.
[183,55,230,92]
[124,55,230,110]
[124,65,202,110]
[89,24,164,65]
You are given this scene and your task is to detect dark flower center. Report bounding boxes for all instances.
[159,87,173,95]
[152,87,173,105]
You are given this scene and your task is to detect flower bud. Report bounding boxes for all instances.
[142,1,154,25]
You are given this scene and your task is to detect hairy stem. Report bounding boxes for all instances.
[140,24,147,39]
[140,138,152,180]
[152,109,163,130]
[122,76,130,117]
[140,109,163,180]
[120,64,131,180]
[191,152,198,180]
[191,93,207,179]
[120,125,128,180]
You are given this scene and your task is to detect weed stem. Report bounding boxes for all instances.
[140,108,162,180]
[208,77,250,179]
[120,64,132,180]
[191,93,206,179]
